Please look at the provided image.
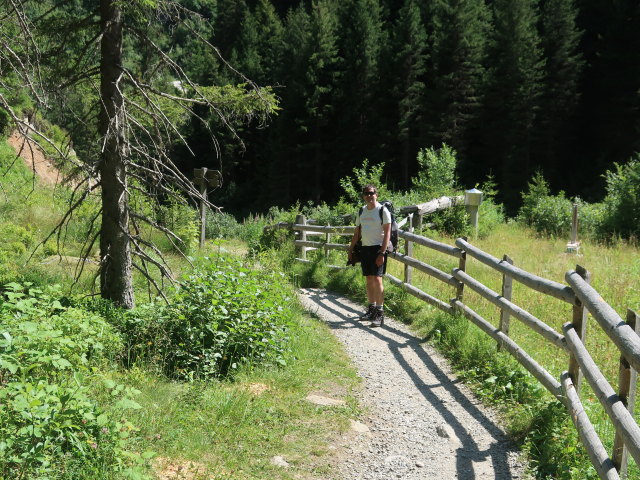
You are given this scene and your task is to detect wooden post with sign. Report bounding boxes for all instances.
[193,168,221,249]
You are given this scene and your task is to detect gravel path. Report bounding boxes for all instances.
[298,288,529,480]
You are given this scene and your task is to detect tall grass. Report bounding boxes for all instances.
[297,221,640,479]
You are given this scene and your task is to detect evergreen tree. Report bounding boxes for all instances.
[257,3,312,208]
[480,0,546,211]
[390,0,428,188]
[305,0,341,200]
[537,0,584,190]
[575,0,640,197]
[428,0,490,185]
[259,0,340,207]
[232,0,284,84]
[334,0,386,168]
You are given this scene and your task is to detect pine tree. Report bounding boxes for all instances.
[481,0,546,211]
[575,0,640,187]
[428,0,491,182]
[537,0,584,188]
[305,0,341,200]
[390,0,429,188]
[232,0,284,85]
[334,0,386,167]
[259,3,312,207]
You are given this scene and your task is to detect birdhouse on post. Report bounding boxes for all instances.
[193,168,222,248]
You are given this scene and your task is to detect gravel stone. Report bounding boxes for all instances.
[298,288,530,480]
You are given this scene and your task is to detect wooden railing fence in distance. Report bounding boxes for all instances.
[269,197,640,479]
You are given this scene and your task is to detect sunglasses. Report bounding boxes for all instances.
[363,191,376,195]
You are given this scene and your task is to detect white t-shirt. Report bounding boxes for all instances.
[356,203,391,246]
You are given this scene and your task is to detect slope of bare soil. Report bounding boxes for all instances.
[7,131,65,186]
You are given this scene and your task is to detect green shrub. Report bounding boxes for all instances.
[255,206,297,253]
[0,283,123,377]
[0,378,148,479]
[573,199,606,240]
[412,144,457,198]
[0,222,34,262]
[411,144,472,237]
[204,210,241,239]
[99,256,296,379]
[157,201,199,254]
[518,172,573,237]
[339,159,390,208]
[477,176,506,238]
[518,172,608,240]
[599,157,640,240]
[0,283,149,479]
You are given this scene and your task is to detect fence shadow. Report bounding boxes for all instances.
[300,288,520,480]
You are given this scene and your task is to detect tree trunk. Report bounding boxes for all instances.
[98,0,134,308]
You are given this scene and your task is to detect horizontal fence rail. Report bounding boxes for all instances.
[269,195,640,479]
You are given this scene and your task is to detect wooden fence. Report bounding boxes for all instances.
[274,197,640,480]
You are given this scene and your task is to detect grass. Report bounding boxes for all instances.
[298,221,640,479]
[2,138,366,479]
[107,309,362,479]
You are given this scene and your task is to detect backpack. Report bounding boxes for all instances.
[358,200,399,253]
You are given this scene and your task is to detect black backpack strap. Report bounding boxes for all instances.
[379,205,390,224]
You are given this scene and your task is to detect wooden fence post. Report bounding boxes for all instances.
[296,214,307,260]
[456,237,467,301]
[498,255,514,351]
[193,168,221,249]
[568,265,591,394]
[612,309,640,478]
[404,213,414,285]
[325,227,331,259]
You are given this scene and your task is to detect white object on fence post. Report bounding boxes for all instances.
[566,203,581,254]
[464,189,483,239]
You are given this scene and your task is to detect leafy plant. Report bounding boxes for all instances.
[518,171,573,237]
[99,256,296,380]
[0,283,150,478]
[339,159,389,207]
[157,201,199,254]
[411,144,458,198]
[477,175,506,238]
[600,156,640,240]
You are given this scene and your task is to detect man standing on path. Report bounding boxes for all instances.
[348,184,391,327]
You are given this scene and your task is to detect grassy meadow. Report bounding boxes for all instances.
[304,220,640,479]
[3,135,640,479]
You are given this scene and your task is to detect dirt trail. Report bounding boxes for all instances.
[298,288,529,480]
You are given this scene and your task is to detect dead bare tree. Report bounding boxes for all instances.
[0,0,278,307]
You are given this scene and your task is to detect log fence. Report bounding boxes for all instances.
[270,196,640,479]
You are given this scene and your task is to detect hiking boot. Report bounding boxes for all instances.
[359,305,375,321]
[370,309,384,328]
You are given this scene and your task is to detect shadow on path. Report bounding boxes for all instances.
[300,288,520,480]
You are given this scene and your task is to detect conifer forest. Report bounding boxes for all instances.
[3,0,639,215]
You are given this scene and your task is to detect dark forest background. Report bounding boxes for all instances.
[34,0,640,216]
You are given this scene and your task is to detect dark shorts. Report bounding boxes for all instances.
[360,245,387,277]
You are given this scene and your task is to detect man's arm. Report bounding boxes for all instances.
[380,223,391,252]
[349,226,361,254]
